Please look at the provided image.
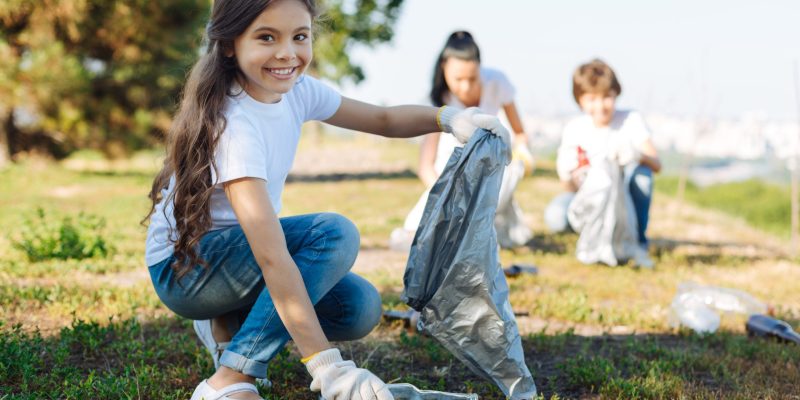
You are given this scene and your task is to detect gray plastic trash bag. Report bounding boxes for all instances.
[566,158,643,266]
[402,129,537,399]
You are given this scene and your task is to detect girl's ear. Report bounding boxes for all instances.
[220,42,234,58]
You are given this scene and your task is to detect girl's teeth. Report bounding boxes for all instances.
[270,68,293,75]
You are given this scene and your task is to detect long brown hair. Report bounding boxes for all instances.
[145,0,318,278]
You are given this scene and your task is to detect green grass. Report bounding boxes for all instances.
[656,176,792,238]
[1,138,799,399]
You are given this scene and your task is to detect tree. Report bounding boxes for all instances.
[312,0,404,84]
[0,0,208,165]
[0,0,405,166]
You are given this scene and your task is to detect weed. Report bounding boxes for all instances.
[11,208,112,262]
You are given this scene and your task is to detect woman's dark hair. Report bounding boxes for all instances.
[144,0,317,278]
[429,30,481,107]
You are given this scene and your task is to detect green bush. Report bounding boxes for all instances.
[11,208,112,262]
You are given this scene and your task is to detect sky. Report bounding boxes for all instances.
[335,0,800,121]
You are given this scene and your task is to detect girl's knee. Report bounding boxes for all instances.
[350,281,382,339]
[317,212,360,257]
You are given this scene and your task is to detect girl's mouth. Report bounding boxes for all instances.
[265,67,297,80]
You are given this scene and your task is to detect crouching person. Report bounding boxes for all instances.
[544,59,661,267]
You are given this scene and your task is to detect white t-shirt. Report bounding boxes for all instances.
[555,110,651,183]
[145,76,342,266]
[435,66,516,173]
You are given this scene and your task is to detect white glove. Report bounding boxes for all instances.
[608,139,640,166]
[512,142,535,175]
[439,107,512,157]
[305,348,394,400]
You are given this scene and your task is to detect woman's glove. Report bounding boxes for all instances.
[438,106,512,157]
[512,142,535,175]
[305,348,394,400]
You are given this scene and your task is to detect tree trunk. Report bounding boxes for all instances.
[791,158,798,257]
[792,60,800,256]
[0,110,12,169]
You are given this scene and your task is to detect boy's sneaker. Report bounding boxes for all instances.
[193,319,272,388]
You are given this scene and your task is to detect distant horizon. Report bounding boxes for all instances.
[334,0,800,122]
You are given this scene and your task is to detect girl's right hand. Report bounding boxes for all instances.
[306,348,394,400]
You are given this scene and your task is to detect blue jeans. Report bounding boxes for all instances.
[544,164,653,245]
[148,213,382,378]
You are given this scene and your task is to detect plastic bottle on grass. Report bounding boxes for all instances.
[669,282,768,334]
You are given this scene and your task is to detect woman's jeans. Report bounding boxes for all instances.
[544,164,653,246]
[148,213,382,378]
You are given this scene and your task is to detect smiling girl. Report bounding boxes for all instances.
[143,0,510,399]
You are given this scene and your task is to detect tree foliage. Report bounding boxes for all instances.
[0,0,208,160]
[0,0,405,163]
[313,0,404,83]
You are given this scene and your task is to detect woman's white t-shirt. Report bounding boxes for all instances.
[434,66,515,173]
[145,76,341,266]
[555,110,651,183]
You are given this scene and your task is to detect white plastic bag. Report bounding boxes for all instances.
[669,282,768,334]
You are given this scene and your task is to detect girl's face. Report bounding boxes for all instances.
[578,91,617,127]
[442,58,481,107]
[232,0,312,103]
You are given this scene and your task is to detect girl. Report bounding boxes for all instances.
[143,1,510,399]
[392,31,534,250]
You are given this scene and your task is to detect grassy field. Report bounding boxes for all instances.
[1,133,799,399]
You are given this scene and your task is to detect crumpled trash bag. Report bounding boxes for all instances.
[566,158,646,266]
[402,129,537,399]
[396,155,531,252]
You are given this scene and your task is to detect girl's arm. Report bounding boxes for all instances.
[418,133,440,188]
[224,177,330,358]
[502,101,527,145]
[324,97,439,138]
[639,139,662,173]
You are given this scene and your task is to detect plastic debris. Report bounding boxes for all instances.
[503,264,539,278]
[746,314,800,345]
[669,282,768,334]
[387,383,479,400]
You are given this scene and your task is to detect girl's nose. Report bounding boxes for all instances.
[275,43,297,60]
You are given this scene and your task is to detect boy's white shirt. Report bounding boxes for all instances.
[144,76,342,266]
[555,110,651,183]
[434,66,516,174]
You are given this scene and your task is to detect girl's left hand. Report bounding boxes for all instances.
[512,142,535,175]
[441,107,511,156]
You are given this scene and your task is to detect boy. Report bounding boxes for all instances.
[544,59,661,249]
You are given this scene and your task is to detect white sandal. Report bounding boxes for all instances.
[189,380,261,400]
[193,320,272,388]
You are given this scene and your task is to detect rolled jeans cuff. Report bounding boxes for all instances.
[219,349,268,378]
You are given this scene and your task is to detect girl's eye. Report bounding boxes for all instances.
[258,34,275,42]
[294,33,308,41]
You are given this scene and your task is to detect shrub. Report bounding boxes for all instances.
[11,208,112,262]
